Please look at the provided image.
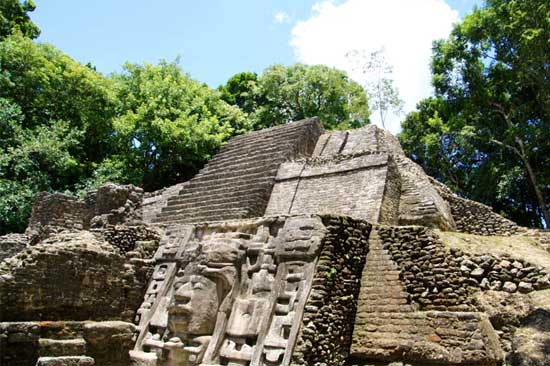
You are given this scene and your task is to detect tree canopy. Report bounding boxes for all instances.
[0,0,40,40]
[220,64,371,130]
[109,61,248,191]
[400,0,550,227]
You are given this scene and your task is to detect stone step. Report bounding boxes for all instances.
[220,124,309,147]
[201,150,289,174]
[36,356,95,366]
[38,338,86,357]
[191,160,282,182]
[170,176,274,199]
[167,180,274,204]
[360,298,409,306]
[357,304,415,313]
[156,207,250,225]
[210,142,300,165]
[205,141,295,167]
[178,173,275,191]
[163,188,269,211]
[211,138,299,162]
[157,197,268,219]
[168,184,270,205]
[161,197,269,217]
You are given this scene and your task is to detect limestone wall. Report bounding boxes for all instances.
[26,184,144,234]
[378,226,549,311]
[265,152,400,224]
[0,233,29,261]
[292,216,371,366]
[292,125,455,230]
[0,230,157,322]
[350,228,504,365]
[28,192,89,231]
[396,156,456,230]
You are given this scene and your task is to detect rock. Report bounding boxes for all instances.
[508,309,550,366]
[517,282,533,293]
[512,261,523,269]
[503,282,518,293]
[475,291,532,328]
[500,260,512,269]
[470,267,485,278]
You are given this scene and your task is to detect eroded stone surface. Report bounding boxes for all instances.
[0,230,156,322]
[131,216,330,366]
[1,120,550,366]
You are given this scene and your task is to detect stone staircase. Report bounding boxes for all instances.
[355,229,414,316]
[153,118,322,225]
[36,338,94,366]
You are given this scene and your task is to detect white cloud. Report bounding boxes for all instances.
[274,11,291,24]
[290,0,459,134]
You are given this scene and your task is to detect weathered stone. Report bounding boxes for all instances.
[503,282,518,293]
[518,281,533,293]
[0,120,548,366]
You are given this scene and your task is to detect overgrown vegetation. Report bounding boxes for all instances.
[399,0,550,228]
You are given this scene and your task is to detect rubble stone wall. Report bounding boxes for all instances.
[28,192,89,231]
[26,184,145,234]
[102,225,160,255]
[430,178,522,236]
[0,233,29,261]
[292,216,371,366]
[377,226,549,311]
[351,228,504,365]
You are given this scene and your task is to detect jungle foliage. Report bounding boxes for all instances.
[400,0,550,227]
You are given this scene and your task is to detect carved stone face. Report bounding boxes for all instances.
[167,274,219,336]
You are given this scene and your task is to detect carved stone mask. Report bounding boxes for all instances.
[167,274,219,336]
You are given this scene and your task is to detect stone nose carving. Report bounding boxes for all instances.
[173,284,192,307]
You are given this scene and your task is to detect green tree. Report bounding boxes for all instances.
[0,98,83,234]
[346,48,403,129]
[0,35,117,169]
[400,0,550,227]
[224,64,370,130]
[0,36,115,233]
[110,60,249,191]
[218,71,258,113]
[0,0,40,40]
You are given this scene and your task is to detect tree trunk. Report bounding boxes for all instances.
[518,143,550,227]
[492,103,550,227]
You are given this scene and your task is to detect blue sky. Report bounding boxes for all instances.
[32,0,482,132]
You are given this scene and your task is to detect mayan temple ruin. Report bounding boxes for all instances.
[1,117,549,366]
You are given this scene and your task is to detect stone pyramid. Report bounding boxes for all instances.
[1,118,548,366]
